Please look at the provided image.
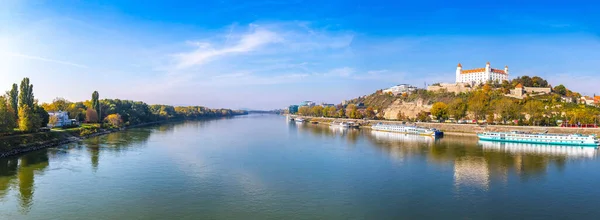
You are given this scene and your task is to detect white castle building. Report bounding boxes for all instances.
[456,62,509,85]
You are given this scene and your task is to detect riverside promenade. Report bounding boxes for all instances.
[289,115,600,136]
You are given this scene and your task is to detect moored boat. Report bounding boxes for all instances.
[330,121,349,128]
[477,131,599,147]
[371,123,443,137]
[295,118,305,123]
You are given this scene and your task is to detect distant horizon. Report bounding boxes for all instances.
[2,0,599,109]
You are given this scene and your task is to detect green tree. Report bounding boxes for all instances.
[448,98,467,120]
[34,105,49,128]
[8,83,18,119]
[524,100,544,126]
[493,98,519,124]
[91,91,101,120]
[430,102,449,121]
[18,105,39,132]
[19,78,34,109]
[553,84,567,96]
[0,96,17,132]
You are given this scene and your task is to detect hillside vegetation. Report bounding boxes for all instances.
[298,75,599,126]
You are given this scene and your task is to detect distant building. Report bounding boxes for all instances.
[382,84,417,95]
[507,83,551,99]
[456,62,509,85]
[299,101,315,107]
[580,96,596,106]
[427,83,472,94]
[47,111,71,127]
[288,105,299,114]
[595,96,600,105]
[320,103,335,107]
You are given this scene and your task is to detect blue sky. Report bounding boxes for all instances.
[1,0,599,109]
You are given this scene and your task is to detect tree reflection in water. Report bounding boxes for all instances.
[0,149,49,213]
[82,128,153,171]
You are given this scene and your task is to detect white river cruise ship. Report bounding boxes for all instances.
[477,131,599,147]
[371,123,443,137]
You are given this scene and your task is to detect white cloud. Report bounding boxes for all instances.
[203,72,309,86]
[325,67,355,77]
[173,28,282,69]
[3,52,88,68]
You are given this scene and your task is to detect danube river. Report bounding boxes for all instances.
[1,115,600,219]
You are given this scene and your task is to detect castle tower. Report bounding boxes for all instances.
[485,61,491,73]
[456,63,462,83]
[504,65,509,75]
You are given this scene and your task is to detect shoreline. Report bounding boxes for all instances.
[289,115,600,136]
[0,120,173,158]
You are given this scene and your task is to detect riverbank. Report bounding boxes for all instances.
[290,115,600,136]
[0,120,171,158]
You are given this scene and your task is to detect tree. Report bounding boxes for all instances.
[468,91,490,120]
[365,107,375,119]
[34,105,49,128]
[336,108,346,118]
[531,76,548,87]
[416,111,430,122]
[326,106,337,118]
[310,106,323,117]
[486,112,495,124]
[553,84,567,96]
[91,91,101,120]
[19,78,34,109]
[448,98,467,120]
[524,100,544,126]
[297,106,310,116]
[48,97,70,111]
[86,108,99,123]
[430,102,449,121]
[346,104,357,118]
[493,98,519,124]
[8,83,18,119]
[0,96,17,132]
[18,105,39,132]
[105,114,123,127]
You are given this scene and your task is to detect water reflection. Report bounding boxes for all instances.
[479,140,597,159]
[82,128,152,171]
[0,149,49,213]
[0,127,153,212]
[298,125,596,187]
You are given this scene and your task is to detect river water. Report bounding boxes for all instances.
[1,114,600,219]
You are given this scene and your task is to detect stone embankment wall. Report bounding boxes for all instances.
[292,116,600,136]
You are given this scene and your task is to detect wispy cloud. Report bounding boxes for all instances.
[205,72,309,86]
[173,27,282,69]
[5,52,88,68]
[324,67,355,77]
